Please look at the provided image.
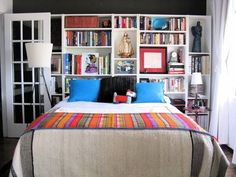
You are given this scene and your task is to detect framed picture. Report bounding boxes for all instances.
[51,55,61,74]
[140,47,167,73]
[115,60,136,74]
[82,53,99,75]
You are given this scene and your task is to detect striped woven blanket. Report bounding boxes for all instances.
[27,112,206,133]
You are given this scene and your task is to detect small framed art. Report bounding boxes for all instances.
[115,60,136,74]
[140,47,167,74]
[51,55,61,74]
[82,53,99,75]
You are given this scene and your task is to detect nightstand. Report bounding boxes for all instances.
[185,107,210,124]
[171,99,185,113]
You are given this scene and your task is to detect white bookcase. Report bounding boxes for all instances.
[186,15,211,130]
[50,14,212,128]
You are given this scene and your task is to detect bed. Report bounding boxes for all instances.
[9,77,229,177]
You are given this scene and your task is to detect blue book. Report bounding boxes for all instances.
[64,53,72,74]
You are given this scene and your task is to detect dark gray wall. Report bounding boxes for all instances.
[13,0,206,15]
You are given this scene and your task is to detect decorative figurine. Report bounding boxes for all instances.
[191,21,202,52]
[113,89,136,104]
[118,32,134,58]
[169,51,178,63]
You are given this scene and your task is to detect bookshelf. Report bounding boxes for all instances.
[51,15,63,106]
[112,14,138,77]
[50,14,212,125]
[186,16,211,129]
[138,14,188,105]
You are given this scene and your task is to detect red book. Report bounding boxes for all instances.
[65,16,99,28]
[76,55,82,74]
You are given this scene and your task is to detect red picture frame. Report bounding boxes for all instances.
[140,47,167,73]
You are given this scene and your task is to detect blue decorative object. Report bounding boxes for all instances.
[68,79,100,102]
[133,82,165,103]
[152,18,168,30]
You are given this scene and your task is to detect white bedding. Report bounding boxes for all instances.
[54,101,181,114]
[10,100,229,177]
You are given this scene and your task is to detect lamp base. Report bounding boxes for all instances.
[192,93,199,110]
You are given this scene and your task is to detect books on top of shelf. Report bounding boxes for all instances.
[114,16,137,28]
[168,62,185,74]
[66,30,111,46]
[189,84,205,97]
[98,55,110,75]
[140,32,185,45]
[65,16,99,28]
[188,55,210,74]
[139,16,186,31]
[147,77,184,93]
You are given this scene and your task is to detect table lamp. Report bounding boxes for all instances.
[191,72,203,109]
[25,42,53,110]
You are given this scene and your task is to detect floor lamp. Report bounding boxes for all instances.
[25,43,53,114]
[191,72,203,109]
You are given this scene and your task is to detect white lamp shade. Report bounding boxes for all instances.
[25,43,53,68]
[191,72,203,85]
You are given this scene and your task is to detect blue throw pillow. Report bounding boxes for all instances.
[134,82,165,103]
[68,79,100,102]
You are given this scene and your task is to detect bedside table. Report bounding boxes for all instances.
[185,107,210,124]
[171,99,185,113]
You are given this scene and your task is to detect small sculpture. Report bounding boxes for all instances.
[118,32,134,58]
[191,21,202,52]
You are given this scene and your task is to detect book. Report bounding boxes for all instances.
[50,77,56,94]
[97,55,110,75]
[65,16,99,28]
[81,53,99,75]
[75,55,82,74]
[51,55,61,74]
[168,62,185,74]
[63,53,72,74]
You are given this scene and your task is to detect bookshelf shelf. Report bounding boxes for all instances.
[65,46,112,49]
[140,30,187,33]
[114,74,137,76]
[114,58,137,60]
[139,44,187,47]
[165,92,185,94]
[65,28,112,31]
[139,74,185,77]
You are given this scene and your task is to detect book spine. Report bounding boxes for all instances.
[63,53,72,74]
[75,55,82,75]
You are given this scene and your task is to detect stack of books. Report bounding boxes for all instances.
[168,62,185,74]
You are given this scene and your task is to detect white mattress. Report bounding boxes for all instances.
[54,100,181,114]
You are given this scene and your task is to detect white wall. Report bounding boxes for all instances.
[0,0,12,136]
[0,0,13,13]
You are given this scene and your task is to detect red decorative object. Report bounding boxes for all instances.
[140,47,167,73]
